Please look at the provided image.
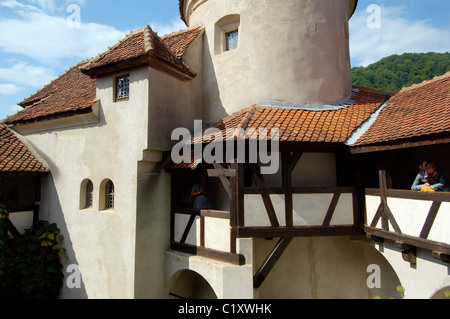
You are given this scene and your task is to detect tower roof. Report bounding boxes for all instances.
[179,0,359,25]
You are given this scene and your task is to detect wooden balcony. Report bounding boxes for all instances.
[170,207,245,266]
[365,171,450,263]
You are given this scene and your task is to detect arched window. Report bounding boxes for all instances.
[80,179,94,210]
[214,14,240,54]
[105,180,115,209]
[100,179,115,211]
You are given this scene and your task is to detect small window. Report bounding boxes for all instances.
[80,179,94,210]
[85,180,93,208]
[226,30,239,51]
[105,180,115,210]
[116,75,130,100]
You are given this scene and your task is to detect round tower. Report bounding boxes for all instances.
[180,0,358,121]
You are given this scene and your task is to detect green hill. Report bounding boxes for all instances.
[352,52,450,93]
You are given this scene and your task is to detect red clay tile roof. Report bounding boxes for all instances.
[81,25,196,79]
[4,61,97,126]
[167,87,390,169]
[192,87,390,144]
[4,25,202,126]
[0,124,48,174]
[352,72,450,146]
[162,26,203,58]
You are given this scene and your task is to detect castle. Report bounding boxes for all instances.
[1,0,449,299]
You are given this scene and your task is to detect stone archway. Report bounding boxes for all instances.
[430,286,450,299]
[166,269,218,299]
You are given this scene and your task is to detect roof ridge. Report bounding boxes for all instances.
[161,25,203,39]
[398,71,450,93]
[81,29,136,70]
[352,85,393,97]
[143,25,154,53]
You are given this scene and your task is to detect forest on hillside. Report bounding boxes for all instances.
[352,52,450,93]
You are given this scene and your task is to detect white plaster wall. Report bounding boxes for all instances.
[373,241,450,299]
[12,67,150,299]
[166,250,254,299]
[366,195,450,244]
[148,33,203,151]
[254,236,403,299]
[244,193,354,227]
[263,152,337,188]
[174,214,231,252]
[185,0,353,121]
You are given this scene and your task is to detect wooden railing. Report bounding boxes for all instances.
[237,187,363,238]
[170,207,245,265]
[365,171,450,263]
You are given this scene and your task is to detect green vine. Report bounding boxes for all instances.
[0,204,65,299]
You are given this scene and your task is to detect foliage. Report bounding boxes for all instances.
[0,205,65,299]
[352,52,450,93]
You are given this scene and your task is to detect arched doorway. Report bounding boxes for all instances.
[166,270,218,299]
[431,286,450,299]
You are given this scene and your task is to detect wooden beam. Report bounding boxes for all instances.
[366,188,450,202]
[180,214,196,244]
[322,193,341,227]
[250,163,280,227]
[238,225,364,239]
[290,151,303,173]
[396,241,417,264]
[378,171,402,234]
[170,242,246,266]
[282,152,293,227]
[432,251,450,264]
[365,226,450,255]
[254,237,293,288]
[208,163,234,199]
[420,201,441,239]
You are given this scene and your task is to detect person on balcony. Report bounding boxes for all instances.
[411,160,447,192]
[191,174,216,209]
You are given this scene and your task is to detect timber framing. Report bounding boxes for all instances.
[365,170,450,261]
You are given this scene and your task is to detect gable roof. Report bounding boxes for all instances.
[351,72,450,151]
[0,124,48,175]
[4,26,203,126]
[4,61,97,126]
[80,25,198,80]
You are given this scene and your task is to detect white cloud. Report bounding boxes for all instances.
[0,5,126,64]
[150,19,187,37]
[0,84,21,95]
[0,61,57,88]
[350,5,450,67]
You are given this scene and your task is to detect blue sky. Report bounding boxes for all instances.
[0,0,449,120]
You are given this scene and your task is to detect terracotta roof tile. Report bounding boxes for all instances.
[0,124,48,174]
[353,72,450,146]
[167,87,389,169]
[191,87,390,144]
[4,61,97,125]
[162,26,203,58]
[81,25,196,78]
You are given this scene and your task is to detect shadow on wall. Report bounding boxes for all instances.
[202,31,228,122]
[40,174,88,299]
[165,269,218,299]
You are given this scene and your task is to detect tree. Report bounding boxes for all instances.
[352,52,450,93]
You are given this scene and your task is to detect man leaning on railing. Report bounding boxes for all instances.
[411,160,449,192]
